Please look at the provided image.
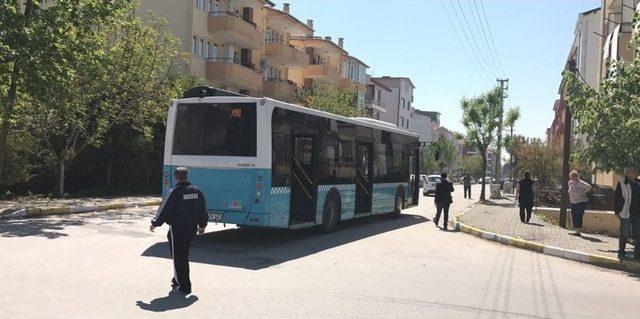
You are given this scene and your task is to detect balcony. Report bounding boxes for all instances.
[264,79,301,103]
[208,12,264,50]
[303,62,340,83]
[264,39,309,68]
[205,57,262,93]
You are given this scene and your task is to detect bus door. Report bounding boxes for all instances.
[409,148,420,206]
[355,143,373,214]
[290,135,317,225]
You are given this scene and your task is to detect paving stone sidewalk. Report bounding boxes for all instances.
[457,197,632,260]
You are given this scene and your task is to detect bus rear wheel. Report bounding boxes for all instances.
[390,189,404,219]
[321,194,340,233]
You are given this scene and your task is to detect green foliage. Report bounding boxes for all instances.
[515,138,562,188]
[1,1,185,196]
[460,87,503,200]
[461,155,484,178]
[305,80,369,118]
[420,138,459,175]
[564,10,640,174]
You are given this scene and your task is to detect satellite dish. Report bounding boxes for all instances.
[259,59,269,71]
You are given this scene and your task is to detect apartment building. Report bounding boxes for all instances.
[600,0,638,79]
[263,3,313,103]
[139,1,372,107]
[409,109,438,145]
[371,77,415,130]
[138,0,273,96]
[593,0,638,187]
[364,77,393,120]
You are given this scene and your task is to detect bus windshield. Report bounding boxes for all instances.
[172,103,257,157]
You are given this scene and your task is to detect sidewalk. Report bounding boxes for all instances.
[457,197,633,262]
[0,196,161,219]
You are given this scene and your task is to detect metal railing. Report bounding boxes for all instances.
[265,78,299,88]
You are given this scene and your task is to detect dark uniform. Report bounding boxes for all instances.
[434,179,454,229]
[152,181,208,294]
[518,177,535,223]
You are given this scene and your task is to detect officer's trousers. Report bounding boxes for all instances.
[167,225,196,292]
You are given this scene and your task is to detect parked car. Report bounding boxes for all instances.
[423,175,441,196]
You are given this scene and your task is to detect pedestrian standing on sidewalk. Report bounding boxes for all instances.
[433,172,454,230]
[463,172,472,199]
[614,167,640,261]
[568,170,592,236]
[515,171,535,223]
[150,167,208,294]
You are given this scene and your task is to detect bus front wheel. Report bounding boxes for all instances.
[321,192,340,233]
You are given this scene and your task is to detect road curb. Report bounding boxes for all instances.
[0,200,161,220]
[453,213,640,274]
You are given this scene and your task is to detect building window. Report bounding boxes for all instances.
[376,89,381,105]
[209,43,218,59]
[205,0,212,12]
[401,117,404,127]
[198,38,204,58]
[401,98,405,109]
[406,119,409,128]
[192,36,197,55]
[206,41,211,59]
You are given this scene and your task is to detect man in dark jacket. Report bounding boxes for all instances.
[150,167,208,294]
[433,172,454,230]
[516,171,535,223]
[613,167,640,261]
[463,172,472,199]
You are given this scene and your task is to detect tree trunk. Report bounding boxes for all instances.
[481,152,488,201]
[0,64,20,179]
[57,159,65,198]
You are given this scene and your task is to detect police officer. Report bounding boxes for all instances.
[150,167,208,294]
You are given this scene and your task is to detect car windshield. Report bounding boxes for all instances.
[428,177,440,182]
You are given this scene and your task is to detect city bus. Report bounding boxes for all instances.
[162,86,420,232]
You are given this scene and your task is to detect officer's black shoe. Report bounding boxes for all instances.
[618,252,626,262]
[171,286,191,295]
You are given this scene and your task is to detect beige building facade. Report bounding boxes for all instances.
[138,1,372,106]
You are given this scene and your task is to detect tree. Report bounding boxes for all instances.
[19,9,185,197]
[516,138,562,188]
[564,10,640,174]
[420,145,437,175]
[0,0,133,180]
[461,87,503,200]
[305,80,370,117]
[503,107,521,180]
[461,155,484,178]
[433,137,458,173]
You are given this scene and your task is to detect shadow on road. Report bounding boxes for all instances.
[0,219,84,239]
[141,213,427,270]
[136,292,198,312]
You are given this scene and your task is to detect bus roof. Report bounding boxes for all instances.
[174,96,419,139]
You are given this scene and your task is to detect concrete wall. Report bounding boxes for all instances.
[409,111,434,144]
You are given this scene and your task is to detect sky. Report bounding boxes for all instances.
[273,0,601,139]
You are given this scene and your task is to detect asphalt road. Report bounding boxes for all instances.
[1,185,639,319]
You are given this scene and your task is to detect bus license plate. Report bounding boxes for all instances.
[209,213,223,222]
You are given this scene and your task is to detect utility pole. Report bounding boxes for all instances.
[495,78,509,182]
[559,60,576,229]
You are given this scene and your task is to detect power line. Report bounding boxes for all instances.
[439,0,492,87]
[479,0,506,76]
[452,0,499,80]
[469,0,503,77]
[445,0,494,85]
